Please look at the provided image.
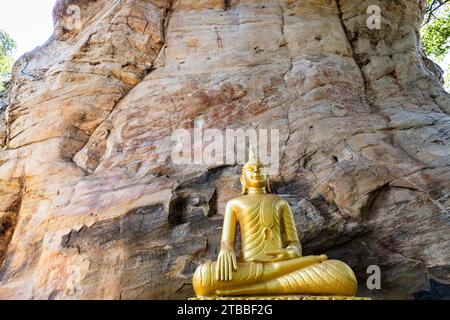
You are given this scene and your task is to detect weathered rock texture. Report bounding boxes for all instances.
[0,0,449,300]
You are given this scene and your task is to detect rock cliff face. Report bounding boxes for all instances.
[0,0,449,300]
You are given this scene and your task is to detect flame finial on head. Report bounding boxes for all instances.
[245,146,263,167]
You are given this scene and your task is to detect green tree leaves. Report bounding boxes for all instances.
[422,10,450,60]
[0,30,16,56]
[0,30,16,91]
[421,0,450,90]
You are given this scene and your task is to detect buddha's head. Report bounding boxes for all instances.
[241,147,272,194]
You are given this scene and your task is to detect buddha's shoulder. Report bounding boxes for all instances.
[271,194,290,205]
[265,194,287,202]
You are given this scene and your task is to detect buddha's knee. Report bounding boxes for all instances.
[322,260,357,283]
[320,260,358,295]
[193,262,216,296]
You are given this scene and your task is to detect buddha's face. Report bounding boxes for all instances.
[242,164,268,189]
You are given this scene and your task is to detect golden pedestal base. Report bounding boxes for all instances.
[191,296,371,300]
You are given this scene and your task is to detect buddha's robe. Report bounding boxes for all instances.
[193,194,358,297]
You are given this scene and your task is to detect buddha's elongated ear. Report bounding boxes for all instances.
[266,177,273,194]
[240,175,247,195]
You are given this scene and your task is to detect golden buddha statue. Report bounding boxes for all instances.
[193,148,358,298]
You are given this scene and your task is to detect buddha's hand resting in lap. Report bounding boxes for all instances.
[216,241,238,281]
[255,246,302,263]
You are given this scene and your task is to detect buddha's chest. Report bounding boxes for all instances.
[235,195,282,232]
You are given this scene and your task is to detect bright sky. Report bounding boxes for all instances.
[443,54,450,71]
[0,0,56,59]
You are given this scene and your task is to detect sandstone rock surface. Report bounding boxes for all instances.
[0,0,449,299]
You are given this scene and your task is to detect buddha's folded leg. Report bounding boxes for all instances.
[273,260,358,296]
[216,260,358,297]
[193,261,265,297]
[193,255,328,297]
